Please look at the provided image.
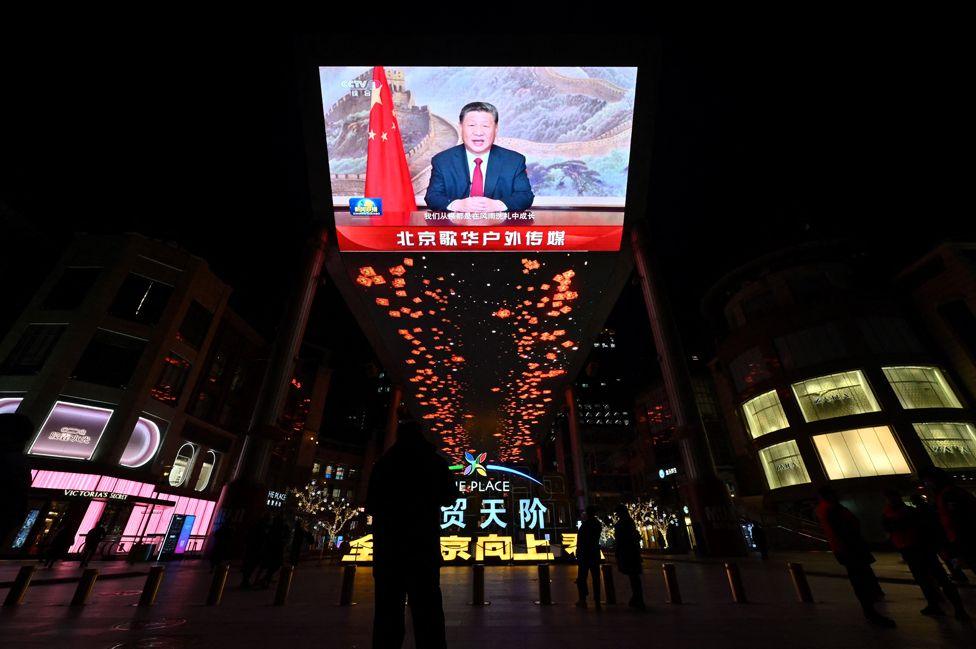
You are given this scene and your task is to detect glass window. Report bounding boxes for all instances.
[109,274,173,325]
[775,323,847,370]
[758,440,811,489]
[41,267,101,310]
[176,301,213,349]
[729,347,772,392]
[882,366,963,410]
[335,466,345,480]
[741,390,789,438]
[857,317,924,355]
[71,329,147,388]
[324,464,333,479]
[813,426,911,480]
[194,450,218,491]
[168,442,196,487]
[913,422,976,469]
[332,488,341,499]
[312,462,321,475]
[791,370,881,422]
[0,324,66,375]
[150,353,192,405]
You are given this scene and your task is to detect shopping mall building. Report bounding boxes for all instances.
[0,234,265,560]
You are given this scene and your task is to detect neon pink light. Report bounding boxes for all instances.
[120,417,162,468]
[70,501,106,553]
[0,397,23,414]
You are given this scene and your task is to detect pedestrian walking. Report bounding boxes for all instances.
[815,487,895,628]
[575,505,603,608]
[613,504,645,610]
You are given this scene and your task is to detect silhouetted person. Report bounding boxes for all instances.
[208,523,233,573]
[0,413,33,542]
[751,520,769,560]
[290,520,311,567]
[575,505,603,608]
[613,504,645,610]
[909,492,968,584]
[43,524,75,568]
[366,421,457,649]
[256,514,291,587]
[881,489,968,620]
[240,514,270,588]
[79,522,106,568]
[923,467,976,577]
[815,487,894,628]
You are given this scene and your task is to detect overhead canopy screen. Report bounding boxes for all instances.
[319,66,637,252]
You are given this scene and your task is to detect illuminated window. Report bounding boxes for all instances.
[194,450,218,491]
[109,273,173,325]
[332,488,341,499]
[741,390,789,438]
[312,462,321,474]
[151,353,192,404]
[791,371,880,422]
[813,426,911,480]
[335,466,345,480]
[882,367,962,410]
[913,422,976,469]
[168,442,196,487]
[729,347,771,391]
[324,464,333,479]
[758,441,810,489]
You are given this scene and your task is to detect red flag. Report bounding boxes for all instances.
[364,66,417,221]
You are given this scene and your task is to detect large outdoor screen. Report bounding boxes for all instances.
[319,66,637,252]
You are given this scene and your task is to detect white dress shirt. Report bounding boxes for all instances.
[447,147,506,211]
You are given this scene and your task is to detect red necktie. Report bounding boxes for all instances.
[471,158,484,197]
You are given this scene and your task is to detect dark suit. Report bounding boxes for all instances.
[424,144,534,211]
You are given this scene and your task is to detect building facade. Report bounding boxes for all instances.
[0,234,266,559]
[704,244,976,540]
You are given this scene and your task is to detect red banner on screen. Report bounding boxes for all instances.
[336,225,623,252]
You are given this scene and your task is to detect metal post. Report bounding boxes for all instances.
[535,564,552,606]
[206,563,230,605]
[662,563,681,604]
[273,565,294,606]
[338,564,356,606]
[138,566,165,607]
[470,564,487,606]
[724,562,747,603]
[600,564,616,605]
[70,569,99,606]
[565,387,587,511]
[3,565,35,607]
[788,562,814,603]
[630,225,745,557]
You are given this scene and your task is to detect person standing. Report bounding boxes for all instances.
[240,514,270,588]
[256,514,291,588]
[79,522,107,568]
[881,489,968,619]
[922,468,976,577]
[42,524,75,568]
[575,505,603,608]
[815,487,895,628]
[366,420,457,649]
[612,504,645,610]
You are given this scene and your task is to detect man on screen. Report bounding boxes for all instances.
[424,102,534,212]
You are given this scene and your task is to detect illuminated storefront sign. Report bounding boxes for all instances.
[62,489,130,500]
[29,401,114,461]
[342,532,582,563]
[119,416,164,468]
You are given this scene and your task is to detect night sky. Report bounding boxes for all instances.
[1,27,970,431]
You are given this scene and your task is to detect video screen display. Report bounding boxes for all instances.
[319,66,638,252]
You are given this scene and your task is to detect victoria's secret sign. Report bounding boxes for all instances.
[62,489,129,501]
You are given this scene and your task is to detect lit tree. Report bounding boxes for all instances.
[625,499,678,549]
[320,500,361,551]
[292,481,329,524]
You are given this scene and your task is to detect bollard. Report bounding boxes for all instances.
[662,563,681,604]
[3,565,36,607]
[724,562,747,603]
[338,564,356,606]
[138,566,165,607]
[70,569,99,606]
[600,564,616,605]
[470,564,487,606]
[535,564,552,606]
[206,563,230,606]
[788,562,814,603]
[273,565,294,606]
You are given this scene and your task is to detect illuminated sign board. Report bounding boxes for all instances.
[62,489,130,501]
[320,66,636,252]
[342,532,594,564]
[658,467,677,478]
[28,401,114,461]
[267,490,287,508]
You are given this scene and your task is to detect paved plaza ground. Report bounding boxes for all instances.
[2,553,975,648]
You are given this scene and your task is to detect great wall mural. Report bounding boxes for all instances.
[319,66,638,207]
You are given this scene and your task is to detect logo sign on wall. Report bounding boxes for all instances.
[29,401,114,461]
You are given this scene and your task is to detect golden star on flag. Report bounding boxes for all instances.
[370,81,383,109]
[381,131,388,142]
[368,130,376,140]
